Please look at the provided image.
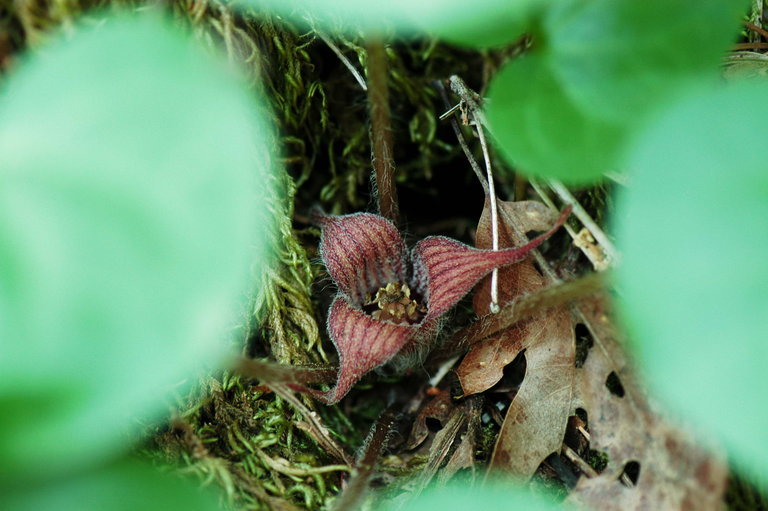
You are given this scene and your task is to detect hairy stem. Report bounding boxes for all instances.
[333,406,398,511]
[366,40,399,225]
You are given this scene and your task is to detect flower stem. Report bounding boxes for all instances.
[332,405,398,511]
[366,40,399,225]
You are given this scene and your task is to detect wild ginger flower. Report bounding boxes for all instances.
[304,207,569,404]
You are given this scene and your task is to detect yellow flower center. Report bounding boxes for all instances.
[365,282,426,325]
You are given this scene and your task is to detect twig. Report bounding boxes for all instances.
[447,75,487,126]
[366,40,399,225]
[562,445,599,478]
[234,357,337,385]
[255,447,350,477]
[744,21,768,40]
[428,355,461,387]
[544,179,619,265]
[434,80,489,195]
[333,406,398,511]
[454,271,609,350]
[734,42,768,50]
[270,383,354,465]
[315,29,368,91]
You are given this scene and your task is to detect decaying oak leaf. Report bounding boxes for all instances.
[456,200,576,480]
[435,396,482,487]
[487,307,574,480]
[567,294,727,510]
[409,397,482,498]
[406,387,456,450]
[457,200,567,393]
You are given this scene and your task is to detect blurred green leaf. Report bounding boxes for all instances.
[486,55,624,183]
[0,14,273,479]
[239,0,545,47]
[485,0,743,183]
[391,482,563,511]
[4,459,220,511]
[616,81,768,482]
[547,0,744,123]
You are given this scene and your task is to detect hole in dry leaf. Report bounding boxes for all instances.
[425,417,443,432]
[574,323,594,368]
[564,409,590,453]
[539,452,579,489]
[605,371,625,398]
[619,460,641,487]
[489,350,527,393]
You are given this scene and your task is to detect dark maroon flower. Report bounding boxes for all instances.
[304,207,570,404]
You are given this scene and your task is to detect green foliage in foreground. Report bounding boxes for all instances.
[0,10,273,508]
[390,482,564,511]
[616,81,768,483]
[4,459,220,511]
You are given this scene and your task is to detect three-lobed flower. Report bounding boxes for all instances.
[302,207,569,403]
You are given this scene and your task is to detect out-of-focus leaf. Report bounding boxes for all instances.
[239,0,544,47]
[616,81,768,483]
[0,14,273,479]
[4,459,220,511]
[547,0,744,123]
[567,294,728,510]
[486,58,624,183]
[391,482,562,511]
[457,200,575,479]
[485,0,743,183]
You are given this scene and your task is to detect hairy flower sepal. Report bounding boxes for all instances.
[299,207,570,404]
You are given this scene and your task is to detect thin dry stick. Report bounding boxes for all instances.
[234,356,337,385]
[315,29,368,91]
[537,179,619,265]
[438,101,557,282]
[366,40,399,225]
[562,445,599,478]
[269,383,353,465]
[448,75,487,126]
[734,42,768,50]
[744,20,768,40]
[456,271,609,348]
[434,80,489,195]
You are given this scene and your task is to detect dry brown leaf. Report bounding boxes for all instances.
[405,387,456,450]
[411,402,470,496]
[436,397,481,486]
[456,199,576,479]
[457,200,565,394]
[488,307,574,478]
[567,294,727,511]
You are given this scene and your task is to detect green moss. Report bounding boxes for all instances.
[587,449,609,474]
